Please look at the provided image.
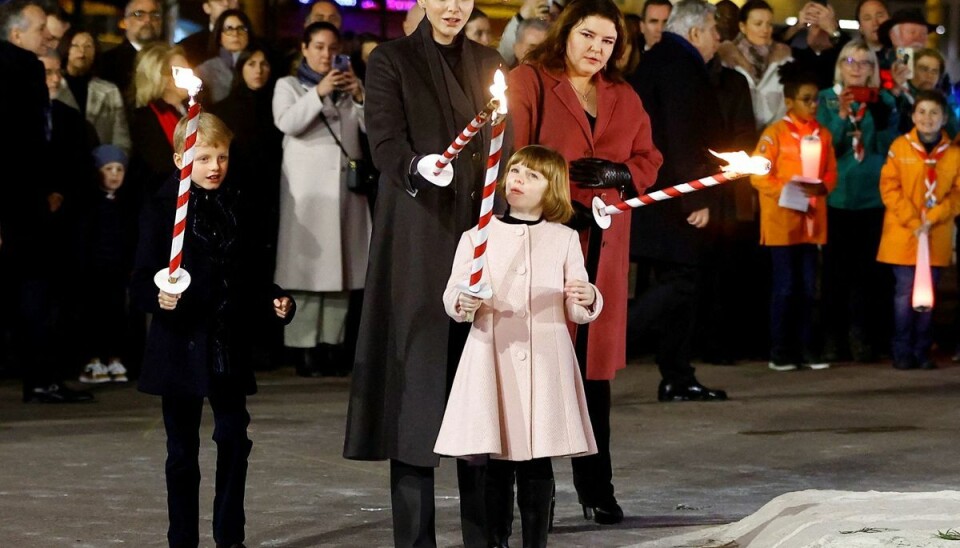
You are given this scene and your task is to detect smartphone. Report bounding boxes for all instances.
[848,86,880,103]
[897,47,914,79]
[333,54,351,73]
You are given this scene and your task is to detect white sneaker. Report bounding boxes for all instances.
[768,361,798,372]
[79,361,110,383]
[805,361,831,370]
[106,361,128,382]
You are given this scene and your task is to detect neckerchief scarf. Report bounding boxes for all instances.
[905,131,951,215]
[735,33,770,82]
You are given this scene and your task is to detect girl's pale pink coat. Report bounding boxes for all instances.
[434,217,601,461]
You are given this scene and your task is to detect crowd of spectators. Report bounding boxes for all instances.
[0,0,957,407]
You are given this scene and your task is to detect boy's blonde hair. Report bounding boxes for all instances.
[134,44,186,108]
[498,145,574,224]
[173,113,234,155]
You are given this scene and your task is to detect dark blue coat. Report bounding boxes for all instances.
[131,175,294,397]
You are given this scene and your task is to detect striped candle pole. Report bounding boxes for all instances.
[167,98,200,282]
[433,105,495,176]
[154,67,203,295]
[590,152,771,230]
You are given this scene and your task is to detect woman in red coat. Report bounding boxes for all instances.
[508,0,662,525]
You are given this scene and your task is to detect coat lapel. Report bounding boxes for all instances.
[593,76,617,142]
[547,71,594,148]
[417,19,457,138]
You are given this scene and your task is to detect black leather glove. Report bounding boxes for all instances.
[569,158,633,190]
[408,154,432,191]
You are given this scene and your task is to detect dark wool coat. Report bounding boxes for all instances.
[0,42,53,277]
[98,40,138,105]
[630,32,725,266]
[131,176,294,397]
[343,18,505,467]
[508,63,662,380]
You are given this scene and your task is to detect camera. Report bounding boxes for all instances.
[848,86,879,103]
[896,47,914,80]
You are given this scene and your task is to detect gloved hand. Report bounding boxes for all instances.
[564,200,594,233]
[570,158,633,190]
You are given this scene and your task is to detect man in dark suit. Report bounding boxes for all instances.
[1,0,92,403]
[177,0,238,67]
[629,0,728,402]
[98,0,163,105]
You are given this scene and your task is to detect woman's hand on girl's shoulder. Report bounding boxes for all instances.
[564,280,595,307]
[770,43,792,64]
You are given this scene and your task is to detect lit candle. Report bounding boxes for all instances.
[418,70,507,188]
[912,228,934,311]
[799,135,822,180]
[458,74,509,322]
[590,151,771,229]
[154,66,203,295]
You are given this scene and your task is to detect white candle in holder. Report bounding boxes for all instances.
[800,135,822,180]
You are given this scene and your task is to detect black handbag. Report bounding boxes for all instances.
[319,112,378,194]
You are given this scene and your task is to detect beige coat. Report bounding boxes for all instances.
[272,76,370,292]
[56,77,131,153]
[434,218,601,461]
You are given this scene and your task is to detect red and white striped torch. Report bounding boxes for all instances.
[457,72,508,321]
[590,151,772,229]
[154,66,203,295]
[417,70,507,188]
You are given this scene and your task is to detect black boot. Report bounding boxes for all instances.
[517,478,553,548]
[485,461,515,547]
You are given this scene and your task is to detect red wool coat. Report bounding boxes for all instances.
[508,64,663,380]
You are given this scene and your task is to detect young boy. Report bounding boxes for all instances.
[877,90,960,370]
[752,63,838,372]
[78,145,137,384]
[131,113,295,547]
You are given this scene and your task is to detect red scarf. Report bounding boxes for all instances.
[905,131,951,216]
[149,101,181,148]
[783,115,824,236]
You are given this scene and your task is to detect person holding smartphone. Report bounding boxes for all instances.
[273,22,370,378]
[817,40,900,363]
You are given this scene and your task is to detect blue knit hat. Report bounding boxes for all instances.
[92,144,128,169]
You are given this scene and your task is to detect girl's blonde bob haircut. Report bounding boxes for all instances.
[498,145,574,224]
[173,113,234,155]
[134,43,187,108]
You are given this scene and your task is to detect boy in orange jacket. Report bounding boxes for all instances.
[877,90,960,370]
[752,64,838,372]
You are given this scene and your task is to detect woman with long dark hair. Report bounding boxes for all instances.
[196,9,256,102]
[508,0,662,525]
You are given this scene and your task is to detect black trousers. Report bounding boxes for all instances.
[629,259,699,383]
[16,278,61,390]
[161,390,252,548]
[571,379,613,506]
[822,207,889,356]
[390,458,486,548]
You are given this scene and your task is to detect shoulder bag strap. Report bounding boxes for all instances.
[319,111,356,161]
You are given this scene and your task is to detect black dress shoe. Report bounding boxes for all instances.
[658,379,728,402]
[23,383,95,403]
[580,500,623,525]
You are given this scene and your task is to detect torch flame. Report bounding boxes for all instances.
[489,69,508,115]
[172,66,203,98]
[709,149,771,176]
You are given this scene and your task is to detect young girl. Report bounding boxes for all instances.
[434,145,601,547]
[877,90,960,370]
[752,63,838,372]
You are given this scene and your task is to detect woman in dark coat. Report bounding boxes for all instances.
[342,7,504,547]
[508,0,662,525]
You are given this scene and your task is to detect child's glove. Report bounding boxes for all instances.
[570,158,632,190]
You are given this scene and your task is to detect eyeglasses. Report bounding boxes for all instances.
[126,10,163,21]
[223,25,249,36]
[794,96,818,105]
[843,57,875,69]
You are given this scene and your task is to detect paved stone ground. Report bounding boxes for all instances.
[2,358,959,547]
